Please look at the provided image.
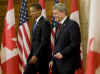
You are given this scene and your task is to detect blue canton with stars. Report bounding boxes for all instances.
[19,0,28,26]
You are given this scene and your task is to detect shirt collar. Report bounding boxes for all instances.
[60,16,67,24]
[36,15,42,23]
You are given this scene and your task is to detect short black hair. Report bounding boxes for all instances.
[30,3,42,11]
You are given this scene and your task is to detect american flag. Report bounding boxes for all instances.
[17,0,31,72]
[51,0,60,55]
[50,1,59,74]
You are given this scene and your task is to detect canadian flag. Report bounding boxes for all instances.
[70,0,80,25]
[0,0,20,74]
[86,0,100,74]
[70,0,84,74]
[39,0,46,17]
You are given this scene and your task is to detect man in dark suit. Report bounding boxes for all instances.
[24,3,51,74]
[49,3,81,74]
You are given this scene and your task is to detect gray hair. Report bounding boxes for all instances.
[53,3,67,15]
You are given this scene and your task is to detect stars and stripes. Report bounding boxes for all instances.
[51,0,59,55]
[49,0,60,74]
[17,0,31,73]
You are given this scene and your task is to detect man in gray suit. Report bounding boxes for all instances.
[49,3,81,74]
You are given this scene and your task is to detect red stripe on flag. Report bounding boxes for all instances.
[19,27,28,58]
[18,28,23,40]
[17,40,23,53]
[51,42,54,50]
[23,45,28,59]
[19,57,25,68]
[51,30,55,38]
[17,29,23,53]
[22,23,31,50]
[17,0,31,73]
[18,24,30,69]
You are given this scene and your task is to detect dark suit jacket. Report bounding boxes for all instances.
[26,16,51,73]
[53,17,81,73]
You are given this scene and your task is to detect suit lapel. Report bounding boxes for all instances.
[37,16,44,26]
[35,16,44,31]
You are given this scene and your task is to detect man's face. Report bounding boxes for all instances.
[30,7,41,19]
[53,9,65,22]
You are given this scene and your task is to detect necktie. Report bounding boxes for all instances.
[33,21,37,32]
[57,23,61,32]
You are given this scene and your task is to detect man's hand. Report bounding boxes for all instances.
[29,56,38,64]
[49,61,54,72]
[54,52,63,60]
